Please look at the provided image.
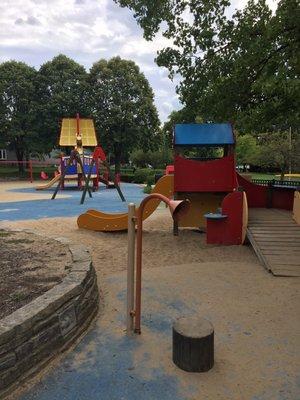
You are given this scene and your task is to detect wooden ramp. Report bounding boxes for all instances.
[247,208,300,277]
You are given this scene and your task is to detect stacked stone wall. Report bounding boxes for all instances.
[0,239,99,398]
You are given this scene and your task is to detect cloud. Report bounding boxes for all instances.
[0,0,183,122]
[0,0,278,123]
[15,15,41,26]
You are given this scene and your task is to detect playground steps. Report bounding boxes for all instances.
[247,208,300,277]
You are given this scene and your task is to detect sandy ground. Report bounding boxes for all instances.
[0,209,259,279]
[0,230,70,318]
[0,181,69,202]
[1,181,299,399]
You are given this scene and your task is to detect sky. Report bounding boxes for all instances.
[0,0,278,123]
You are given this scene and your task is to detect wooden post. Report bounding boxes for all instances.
[126,203,136,334]
[173,317,214,372]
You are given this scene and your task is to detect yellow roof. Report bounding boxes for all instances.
[59,118,98,147]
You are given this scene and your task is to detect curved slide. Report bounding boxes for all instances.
[36,174,61,190]
[77,175,174,231]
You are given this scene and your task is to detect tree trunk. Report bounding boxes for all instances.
[114,145,122,175]
[15,138,25,174]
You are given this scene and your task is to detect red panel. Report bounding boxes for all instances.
[174,155,237,192]
[206,191,244,245]
[165,165,174,174]
[93,146,106,161]
[237,174,268,207]
[237,174,294,210]
[272,189,294,210]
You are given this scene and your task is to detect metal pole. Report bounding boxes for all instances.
[127,203,136,334]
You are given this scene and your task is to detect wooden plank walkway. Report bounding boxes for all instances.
[247,208,300,277]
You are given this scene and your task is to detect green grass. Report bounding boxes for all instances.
[0,165,57,179]
[250,172,278,180]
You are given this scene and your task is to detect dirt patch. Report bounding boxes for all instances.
[0,230,72,319]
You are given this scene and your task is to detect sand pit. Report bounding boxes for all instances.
[0,181,299,400]
[0,229,70,319]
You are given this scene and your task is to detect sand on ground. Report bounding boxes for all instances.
[0,181,70,202]
[1,181,299,400]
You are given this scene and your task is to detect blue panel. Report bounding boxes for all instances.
[174,123,234,145]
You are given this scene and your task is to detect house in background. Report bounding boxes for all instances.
[0,149,28,161]
[0,148,59,163]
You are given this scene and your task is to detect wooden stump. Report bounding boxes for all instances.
[173,317,214,372]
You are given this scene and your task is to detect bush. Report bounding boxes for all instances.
[130,148,173,169]
[143,184,152,194]
[120,173,135,183]
[133,168,154,183]
[130,149,150,168]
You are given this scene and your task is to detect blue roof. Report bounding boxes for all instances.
[174,123,234,146]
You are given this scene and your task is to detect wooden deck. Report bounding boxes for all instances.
[247,208,300,277]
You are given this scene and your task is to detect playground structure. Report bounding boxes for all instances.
[77,123,248,245]
[77,122,300,276]
[36,114,119,194]
[77,174,173,231]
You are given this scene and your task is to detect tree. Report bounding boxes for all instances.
[0,61,38,172]
[37,54,89,154]
[236,134,259,165]
[130,148,172,168]
[115,0,300,133]
[88,57,160,173]
[254,131,300,175]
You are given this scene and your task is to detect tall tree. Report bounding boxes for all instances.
[254,131,300,175]
[88,56,160,173]
[37,54,89,152]
[0,61,38,172]
[235,134,259,166]
[115,0,300,133]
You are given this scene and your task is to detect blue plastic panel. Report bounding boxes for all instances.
[174,123,234,146]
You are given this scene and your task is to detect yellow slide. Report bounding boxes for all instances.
[77,175,174,231]
[35,174,61,190]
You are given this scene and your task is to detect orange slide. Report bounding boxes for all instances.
[77,175,174,231]
[35,174,61,190]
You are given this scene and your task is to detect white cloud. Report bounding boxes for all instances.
[0,0,279,123]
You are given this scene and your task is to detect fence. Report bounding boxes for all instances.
[0,160,60,182]
[252,179,300,189]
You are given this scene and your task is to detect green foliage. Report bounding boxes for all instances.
[37,54,89,152]
[236,134,259,165]
[133,168,154,183]
[130,148,173,169]
[0,55,161,173]
[130,149,150,168]
[143,184,152,194]
[88,56,161,173]
[254,131,300,173]
[0,61,39,171]
[115,0,300,133]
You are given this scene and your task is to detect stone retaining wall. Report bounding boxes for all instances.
[0,238,99,398]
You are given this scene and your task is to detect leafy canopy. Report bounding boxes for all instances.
[88,56,160,172]
[0,61,39,168]
[115,0,300,132]
[37,54,89,152]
